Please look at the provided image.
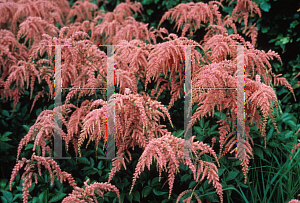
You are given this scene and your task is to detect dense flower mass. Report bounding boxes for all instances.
[1,0,299,202]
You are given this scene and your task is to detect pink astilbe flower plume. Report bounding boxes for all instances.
[62,179,120,203]
[9,153,77,203]
[129,134,223,202]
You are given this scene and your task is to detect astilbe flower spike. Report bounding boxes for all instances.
[129,134,223,202]
[74,88,174,182]
[288,200,300,203]
[62,179,121,203]
[9,153,77,203]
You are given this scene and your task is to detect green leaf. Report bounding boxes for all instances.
[90,157,94,167]
[1,196,8,203]
[194,126,203,135]
[232,160,242,166]
[261,26,269,33]
[205,193,219,202]
[280,37,290,44]
[153,189,167,196]
[175,130,184,138]
[142,186,152,197]
[284,120,296,129]
[76,157,90,165]
[126,193,133,203]
[290,20,299,28]
[32,197,39,203]
[204,120,210,129]
[267,126,274,142]
[13,194,22,201]
[49,193,66,203]
[97,160,104,170]
[180,174,191,182]
[1,190,13,202]
[0,142,14,152]
[82,166,92,171]
[2,110,9,117]
[0,179,8,189]
[283,131,294,140]
[23,125,31,132]
[39,190,48,203]
[36,107,43,117]
[200,119,204,128]
[146,9,154,15]
[21,104,29,117]
[210,124,218,132]
[132,190,140,202]
[189,180,197,188]
[218,168,225,177]
[2,131,12,138]
[260,1,271,12]
[151,177,160,187]
[226,171,239,181]
[254,147,264,159]
[25,143,34,150]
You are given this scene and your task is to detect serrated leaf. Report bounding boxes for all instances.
[126,193,133,203]
[151,177,160,187]
[218,168,225,176]
[283,131,294,140]
[189,180,197,188]
[205,193,219,202]
[38,190,47,203]
[1,196,8,203]
[132,190,140,202]
[90,157,94,167]
[146,9,154,15]
[49,193,66,203]
[13,194,22,201]
[36,108,42,117]
[0,179,8,189]
[254,147,264,159]
[23,125,30,132]
[284,120,296,128]
[153,189,167,196]
[25,143,34,150]
[204,120,210,129]
[260,2,271,12]
[142,186,152,197]
[76,157,90,165]
[2,110,9,117]
[97,160,104,170]
[2,132,12,137]
[1,190,13,202]
[32,197,39,203]
[194,126,203,135]
[267,126,274,142]
[226,171,239,181]
[82,166,92,171]
[210,124,218,131]
[0,142,14,152]
[180,174,191,182]
[232,160,242,166]
[175,130,184,138]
